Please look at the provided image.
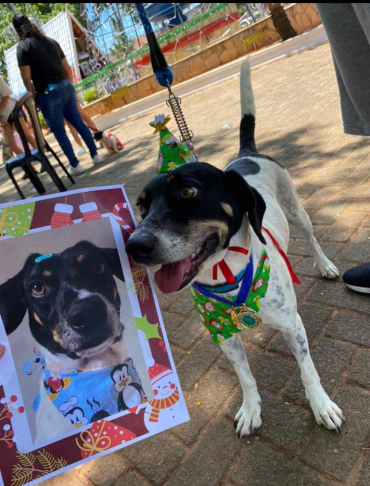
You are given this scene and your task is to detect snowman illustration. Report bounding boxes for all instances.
[144,363,184,434]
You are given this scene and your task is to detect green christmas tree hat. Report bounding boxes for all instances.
[149,114,197,175]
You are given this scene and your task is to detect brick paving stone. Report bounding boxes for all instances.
[289,224,328,240]
[294,256,349,280]
[219,347,296,394]
[161,311,187,334]
[171,367,238,446]
[283,338,357,406]
[46,471,93,486]
[80,453,131,486]
[303,386,370,482]
[177,335,222,391]
[242,327,278,349]
[326,311,370,347]
[169,309,206,350]
[321,225,357,243]
[337,212,367,229]
[308,280,370,315]
[171,292,196,317]
[340,228,370,263]
[288,240,343,260]
[348,351,370,388]
[229,442,331,486]
[269,303,333,357]
[357,457,370,486]
[294,276,315,301]
[114,471,148,486]
[124,433,186,486]
[302,186,338,210]
[312,200,348,225]
[170,344,186,365]
[258,393,313,454]
[167,418,242,486]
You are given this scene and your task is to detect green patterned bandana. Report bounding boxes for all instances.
[190,251,270,344]
[150,115,197,175]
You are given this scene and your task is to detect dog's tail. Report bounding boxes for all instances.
[239,58,257,156]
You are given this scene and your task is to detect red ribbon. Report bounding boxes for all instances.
[211,231,300,286]
[212,246,249,284]
[262,227,300,285]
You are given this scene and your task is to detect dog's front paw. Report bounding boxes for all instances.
[316,258,339,279]
[234,400,262,438]
[310,394,344,431]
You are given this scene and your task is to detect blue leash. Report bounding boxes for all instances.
[135,3,174,88]
[135,3,197,155]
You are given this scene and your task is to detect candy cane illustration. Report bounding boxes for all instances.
[112,202,133,233]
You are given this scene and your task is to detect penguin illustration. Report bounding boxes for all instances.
[111,363,144,412]
[59,397,88,428]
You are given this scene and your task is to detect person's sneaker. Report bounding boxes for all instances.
[92,155,101,165]
[70,164,85,176]
[343,263,370,294]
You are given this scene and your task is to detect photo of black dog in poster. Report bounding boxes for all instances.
[0,218,151,446]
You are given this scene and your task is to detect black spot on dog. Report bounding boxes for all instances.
[227,159,260,176]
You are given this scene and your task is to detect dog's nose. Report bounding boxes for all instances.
[126,231,156,263]
[68,296,108,333]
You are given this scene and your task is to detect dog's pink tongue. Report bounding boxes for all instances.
[155,257,192,294]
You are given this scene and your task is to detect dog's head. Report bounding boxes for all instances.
[0,241,124,360]
[126,162,266,293]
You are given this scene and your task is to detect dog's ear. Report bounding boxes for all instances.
[103,248,125,281]
[0,269,27,335]
[225,170,266,244]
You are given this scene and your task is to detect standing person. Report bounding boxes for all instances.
[316,3,370,294]
[0,76,36,155]
[12,13,100,176]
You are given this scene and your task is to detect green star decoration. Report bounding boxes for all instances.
[135,316,161,340]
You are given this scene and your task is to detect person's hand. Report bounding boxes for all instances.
[0,344,5,360]
[0,116,8,126]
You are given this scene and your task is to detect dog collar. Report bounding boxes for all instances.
[191,250,270,344]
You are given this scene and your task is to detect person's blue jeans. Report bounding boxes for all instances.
[37,80,97,168]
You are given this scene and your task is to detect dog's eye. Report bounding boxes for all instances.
[31,282,46,297]
[96,263,105,274]
[138,204,146,217]
[180,187,197,199]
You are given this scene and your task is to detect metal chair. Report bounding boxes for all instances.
[5,93,75,199]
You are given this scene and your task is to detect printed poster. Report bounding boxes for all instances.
[0,185,189,486]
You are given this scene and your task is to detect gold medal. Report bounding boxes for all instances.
[230,306,262,330]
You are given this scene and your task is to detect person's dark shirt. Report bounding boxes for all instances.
[16,36,67,93]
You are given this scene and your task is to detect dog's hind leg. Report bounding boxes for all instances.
[277,171,339,278]
[282,313,343,430]
[220,334,262,437]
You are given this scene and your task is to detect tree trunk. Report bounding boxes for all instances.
[266,3,297,41]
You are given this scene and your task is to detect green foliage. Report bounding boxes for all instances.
[0,4,83,77]
[83,88,98,103]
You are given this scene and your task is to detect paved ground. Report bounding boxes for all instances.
[2,42,370,485]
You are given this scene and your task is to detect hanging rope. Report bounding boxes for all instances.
[135,3,197,156]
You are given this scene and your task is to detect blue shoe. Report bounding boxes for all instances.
[343,263,370,294]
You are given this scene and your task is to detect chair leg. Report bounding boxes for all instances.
[46,143,75,185]
[6,165,25,199]
[23,164,46,195]
[38,155,67,192]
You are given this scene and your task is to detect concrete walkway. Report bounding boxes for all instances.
[1,42,370,486]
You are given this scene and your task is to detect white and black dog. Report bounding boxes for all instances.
[126,59,343,437]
